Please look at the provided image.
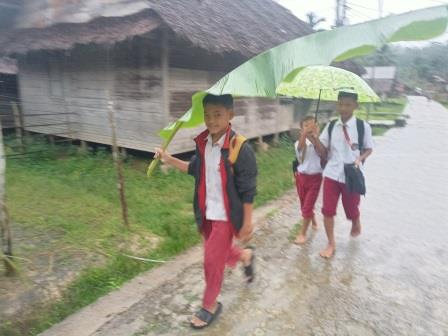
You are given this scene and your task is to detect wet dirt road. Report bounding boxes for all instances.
[46,97,448,336]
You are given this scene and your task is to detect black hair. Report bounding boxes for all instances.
[202,94,233,109]
[338,91,358,102]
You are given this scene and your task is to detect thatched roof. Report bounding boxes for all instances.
[0,9,162,55]
[147,0,313,57]
[0,0,313,57]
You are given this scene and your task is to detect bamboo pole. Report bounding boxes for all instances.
[0,112,15,275]
[106,92,129,228]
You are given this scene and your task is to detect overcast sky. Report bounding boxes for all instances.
[276,0,447,28]
[276,0,448,43]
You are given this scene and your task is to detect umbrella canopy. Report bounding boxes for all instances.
[276,65,380,102]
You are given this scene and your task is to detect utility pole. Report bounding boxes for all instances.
[368,0,384,120]
[335,0,347,27]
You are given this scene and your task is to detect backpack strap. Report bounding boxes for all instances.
[356,118,365,153]
[320,119,337,169]
[229,134,247,165]
[328,118,365,151]
[327,119,337,146]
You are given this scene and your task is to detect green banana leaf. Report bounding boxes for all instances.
[148,5,448,176]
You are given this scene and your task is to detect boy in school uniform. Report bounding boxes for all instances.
[155,93,257,329]
[310,90,374,258]
[293,116,323,244]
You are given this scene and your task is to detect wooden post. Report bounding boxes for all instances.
[273,133,280,146]
[60,54,74,143]
[48,135,55,146]
[11,102,24,152]
[120,147,127,160]
[161,29,170,126]
[106,92,129,228]
[0,112,15,275]
[80,140,88,152]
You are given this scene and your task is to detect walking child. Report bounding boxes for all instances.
[311,90,374,258]
[154,93,257,329]
[293,116,323,244]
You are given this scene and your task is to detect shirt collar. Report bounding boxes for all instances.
[206,132,226,148]
[336,115,356,127]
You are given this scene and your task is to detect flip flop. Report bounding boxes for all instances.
[243,246,255,283]
[190,302,223,330]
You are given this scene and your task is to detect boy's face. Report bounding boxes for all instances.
[337,97,358,120]
[204,103,234,136]
[302,119,316,131]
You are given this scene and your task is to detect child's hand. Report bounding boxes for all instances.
[313,124,320,137]
[154,147,170,163]
[238,221,253,243]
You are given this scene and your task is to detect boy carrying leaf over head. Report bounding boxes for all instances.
[155,94,257,329]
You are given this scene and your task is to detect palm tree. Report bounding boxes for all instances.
[306,11,326,31]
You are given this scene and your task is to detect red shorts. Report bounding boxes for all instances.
[321,177,360,220]
[295,172,322,219]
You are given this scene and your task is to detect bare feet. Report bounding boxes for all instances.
[190,315,207,328]
[319,244,335,258]
[294,234,307,244]
[350,221,361,237]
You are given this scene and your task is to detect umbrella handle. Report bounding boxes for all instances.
[315,89,322,122]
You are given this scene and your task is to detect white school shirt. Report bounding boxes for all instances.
[204,133,228,221]
[319,116,374,183]
[294,139,323,175]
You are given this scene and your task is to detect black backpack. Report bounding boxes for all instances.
[327,118,365,153]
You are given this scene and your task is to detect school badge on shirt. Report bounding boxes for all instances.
[351,143,359,151]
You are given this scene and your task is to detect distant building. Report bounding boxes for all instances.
[0,0,364,152]
[362,66,398,98]
[0,0,318,153]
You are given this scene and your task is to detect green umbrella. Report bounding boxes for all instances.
[276,65,380,120]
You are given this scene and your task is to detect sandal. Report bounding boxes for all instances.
[243,246,255,283]
[190,302,223,329]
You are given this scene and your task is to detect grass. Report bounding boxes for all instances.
[1,134,297,336]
